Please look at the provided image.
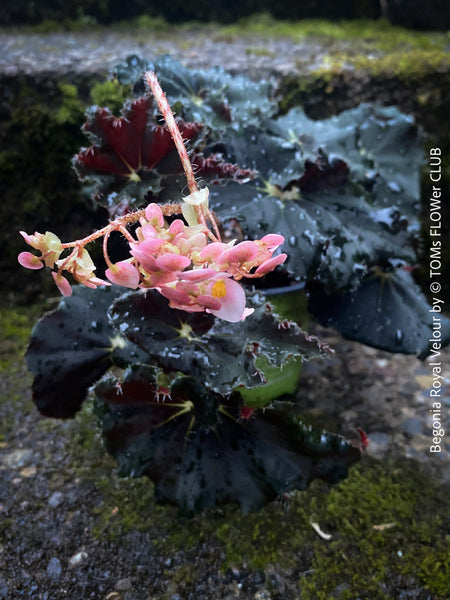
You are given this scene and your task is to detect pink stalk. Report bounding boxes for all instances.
[144,71,198,195]
[144,71,220,238]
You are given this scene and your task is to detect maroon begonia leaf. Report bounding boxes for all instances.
[192,154,256,183]
[77,97,203,178]
[74,96,255,213]
[94,366,362,514]
[289,150,350,193]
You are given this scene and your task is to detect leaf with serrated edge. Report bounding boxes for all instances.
[25,285,148,418]
[308,267,450,356]
[94,366,361,514]
[73,96,203,212]
[109,290,331,394]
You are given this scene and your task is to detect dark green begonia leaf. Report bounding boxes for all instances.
[209,103,421,293]
[268,104,422,217]
[115,54,276,130]
[94,366,362,514]
[308,266,450,356]
[25,285,148,418]
[210,173,415,292]
[109,290,332,394]
[113,54,153,94]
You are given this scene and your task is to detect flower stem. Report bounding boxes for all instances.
[144,71,199,195]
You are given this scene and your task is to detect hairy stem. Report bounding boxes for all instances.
[145,71,199,195]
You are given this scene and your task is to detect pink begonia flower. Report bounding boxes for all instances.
[19,230,63,268]
[196,294,223,311]
[161,272,248,322]
[218,240,259,266]
[129,243,161,273]
[18,251,43,270]
[136,222,158,241]
[18,186,286,322]
[173,231,207,256]
[255,253,288,275]
[82,276,112,289]
[260,234,285,250]
[145,203,165,227]
[52,272,72,296]
[106,261,140,288]
[207,277,247,322]
[179,268,218,282]
[197,241,233,263]
[155,253,191,271]
[240,307,255,320]
[168,219,185,236]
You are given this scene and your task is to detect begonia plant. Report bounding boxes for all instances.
[20,57,446,513]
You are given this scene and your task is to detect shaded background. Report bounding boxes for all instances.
[1,0,450,29]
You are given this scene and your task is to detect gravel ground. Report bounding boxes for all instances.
[300,326,450,476]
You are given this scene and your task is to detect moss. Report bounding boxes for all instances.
[0,82,86,220]
[222,15,448,50]
[81,437,449,596]
[54,82,85,125]
[0,306,41,370]
[0,307,38,440]
[288,46,450,90]
[346,48,449,80]
[91,475,164,540]
[245,46,276,58]
[0,79,108,300]
[214,499,316,571]
[89,79,131,114]
[300,460,449,599]
[118,14,171,32]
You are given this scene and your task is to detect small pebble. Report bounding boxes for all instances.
[46,557,62,581]
[69,551,88,566]
[254,591,272,600]
[115,578,132,592]
[0,577,8,599]
[48,491,64,508]
[365,432,391,457]
[1,449,33,468]
[20,466,37,478]
[399,417,423,435]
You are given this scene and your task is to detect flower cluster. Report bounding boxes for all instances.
[18,231,109,296]
[18,70,287,323]
[18,189,286,322]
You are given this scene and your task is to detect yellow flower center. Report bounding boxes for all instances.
[211,279,227,299]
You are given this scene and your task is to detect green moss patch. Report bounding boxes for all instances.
[0,306,41,369]
[301,460,449,599]
[223,15,449,50]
